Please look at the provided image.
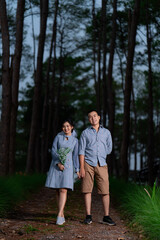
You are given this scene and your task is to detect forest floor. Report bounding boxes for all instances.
[0,181,145,240]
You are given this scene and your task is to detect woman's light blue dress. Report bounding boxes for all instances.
[45,132,79,191]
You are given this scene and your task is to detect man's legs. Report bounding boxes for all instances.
[81,162,94,224]
[102,194,110,216]
[83,192,92,224]
[95,165,116,225]
[84,192,92,215]
[84,192,110,216]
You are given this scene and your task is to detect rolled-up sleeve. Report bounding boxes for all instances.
[106,131,112,155]
[79,131,86,156]
[72,139,79,172]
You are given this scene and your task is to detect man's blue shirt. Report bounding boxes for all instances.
[79,125,112,167]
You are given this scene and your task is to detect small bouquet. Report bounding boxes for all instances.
[57,147,71,165]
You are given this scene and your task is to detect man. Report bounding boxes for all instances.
[79,110,116,225]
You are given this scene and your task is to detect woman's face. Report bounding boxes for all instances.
[62,122,73,136]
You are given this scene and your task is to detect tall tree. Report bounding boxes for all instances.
[0,0,11,175]
[41,0,59,172]
[146,0,154,186]
[97,18,102,117]
[102,0,107,126]
[107,0,117,175]
[9,0,25,174]
[92,0,98,111]
[131,85,138,182]
[26,0,49,173]
[120,0,141,181]
[53,30,64,137]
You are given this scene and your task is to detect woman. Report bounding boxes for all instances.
[45,119,79,225]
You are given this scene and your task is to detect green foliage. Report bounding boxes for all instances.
[0,173,46,216]
[42,54,96,135]
[23,224,39,234]
[110,178,160,240]
[57,147,71,165]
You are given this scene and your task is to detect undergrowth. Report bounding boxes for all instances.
[110,177,160,240]
[0,173,46,216]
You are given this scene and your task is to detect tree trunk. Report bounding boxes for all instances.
[53,37,64,137]
[41,40,53,173]
[120,0,141,181]
[132,86,137,182]
[102,0,107,126]
[41,0,59,172]
[107,0,117,134]
[92,0,98,110]
[107,0,117,175]
[29,0,36,75]
[0,0,11,176]
[46,0,59,168]
[9,0,25,174]
[26,0,49,173]
[146,1,154,186]
[97,29,102,116]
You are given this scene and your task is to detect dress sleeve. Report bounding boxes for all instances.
[51,135,60,165]
[72,139,80,172]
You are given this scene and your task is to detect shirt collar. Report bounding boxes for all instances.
[61,131,72,138]
[90,124,103,130]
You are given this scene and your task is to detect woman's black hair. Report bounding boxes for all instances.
[61,119,74,127]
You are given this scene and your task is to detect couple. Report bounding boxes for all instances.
[45,110,116,226]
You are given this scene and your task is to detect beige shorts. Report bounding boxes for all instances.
[81,161,109,194]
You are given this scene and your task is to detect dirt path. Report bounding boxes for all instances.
[0,182,141,240]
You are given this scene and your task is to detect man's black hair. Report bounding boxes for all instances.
[87,109,100,116]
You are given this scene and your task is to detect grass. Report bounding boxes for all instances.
[110,177,160,240]
[23,224,39,234]
[0,173,46,216]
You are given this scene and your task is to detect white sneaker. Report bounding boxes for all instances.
[56,216,65,225]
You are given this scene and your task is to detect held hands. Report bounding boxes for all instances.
[57,163,65,171]
[57,163,85,178]
[76,172,80,179]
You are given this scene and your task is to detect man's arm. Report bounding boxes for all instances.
[79,131,86,178]
[106,130,112,155]
[79,154,85,178]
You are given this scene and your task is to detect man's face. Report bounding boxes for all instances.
[88,111,100,126]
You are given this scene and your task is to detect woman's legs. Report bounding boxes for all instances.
[56,189,59,205]
[57,188,67,217]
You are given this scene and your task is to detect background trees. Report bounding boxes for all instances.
[0,0,160,185]
[0,0,11,175]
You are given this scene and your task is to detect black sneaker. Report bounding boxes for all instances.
[102,216,116,226]
[84,215,92,224]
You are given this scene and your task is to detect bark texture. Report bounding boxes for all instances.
[120,0,141,181]
[0,0,11,175]
[26,0,49,173]
[9,0,25,174]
